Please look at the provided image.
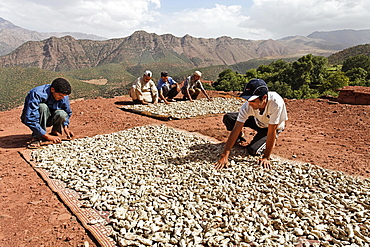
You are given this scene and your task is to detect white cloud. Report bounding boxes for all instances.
[149,4,266,39]
[0,0,369,40]
[0,0,161,37]
[247,0,370,38]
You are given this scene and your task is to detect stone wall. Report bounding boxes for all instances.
[336,86,370,105]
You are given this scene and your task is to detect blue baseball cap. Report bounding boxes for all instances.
[240,79,268,101]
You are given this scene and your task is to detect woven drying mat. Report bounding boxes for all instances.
[19,149,117,247]
[119,107,228,121]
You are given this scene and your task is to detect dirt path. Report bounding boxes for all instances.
[0,92,369,246]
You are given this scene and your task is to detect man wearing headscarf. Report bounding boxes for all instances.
[181,71,212,102]
[129,70,158,104]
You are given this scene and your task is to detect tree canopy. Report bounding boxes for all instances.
[212,53,369,99]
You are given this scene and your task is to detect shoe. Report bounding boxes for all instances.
[255,143,266,155]
[236,136,246,143]
[167,98,176,102]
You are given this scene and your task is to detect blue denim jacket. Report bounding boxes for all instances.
[21,84,72,137]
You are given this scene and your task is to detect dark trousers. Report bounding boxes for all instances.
[223,113,270,156]
[181,88,201,100]
[22,103,68,138]
[162,85,179,99]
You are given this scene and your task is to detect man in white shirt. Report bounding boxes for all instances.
[181,71,212,102]
[214,79,288,169]
[129,70,158,104]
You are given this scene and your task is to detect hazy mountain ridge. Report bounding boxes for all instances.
[308,29,370,48]
[0,17,107,55]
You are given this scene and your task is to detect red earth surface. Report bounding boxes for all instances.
[0,91,369,246]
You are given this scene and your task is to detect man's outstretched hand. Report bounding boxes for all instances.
[63,126,74,140]
[258,158,272,169]
[213,155,230,170]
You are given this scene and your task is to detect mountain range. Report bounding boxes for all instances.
[1,17,370,73]
[0,17,106,56]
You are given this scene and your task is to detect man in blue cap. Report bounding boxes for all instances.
[214,79,288,169]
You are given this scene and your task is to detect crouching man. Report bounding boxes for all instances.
[21,78,74,149]
[129,70,158,105]
[214,79,288,169]
[157,71,180,104]
[181,71,212,102]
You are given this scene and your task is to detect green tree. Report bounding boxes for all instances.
[290,54,314,89]
[345,67,368,86]
[267,81,293,98]
[319,71,349,93]
[257,64,273,74]
[342,55,370,74]
[213,69,247,91]
[245,68,258,80]
[276,54,328,91]
[292,84,319,99]
[310,56,328,88]
[273,63,294,86]
[270,59,289,72]
[255,64,278,84]
[203,83,215,90]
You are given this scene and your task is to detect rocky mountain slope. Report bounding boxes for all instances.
[328,43,370,65]
[0,17,106,56]
[1,17,370,72]
[0,30,339,72]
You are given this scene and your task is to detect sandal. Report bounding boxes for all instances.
[27,139,41,149]
[236,136,246,143]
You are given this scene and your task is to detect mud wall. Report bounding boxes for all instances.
[336,86,370,105]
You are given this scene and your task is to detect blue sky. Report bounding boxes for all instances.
[0,0,369,40]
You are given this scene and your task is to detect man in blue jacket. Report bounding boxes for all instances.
[157,71,180,104]
[21,78,74,149]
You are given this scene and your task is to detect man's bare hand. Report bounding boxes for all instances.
[213,155,230,170]
[258,158,272,169]
[63,126,74,140]
[65,131,74,140]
